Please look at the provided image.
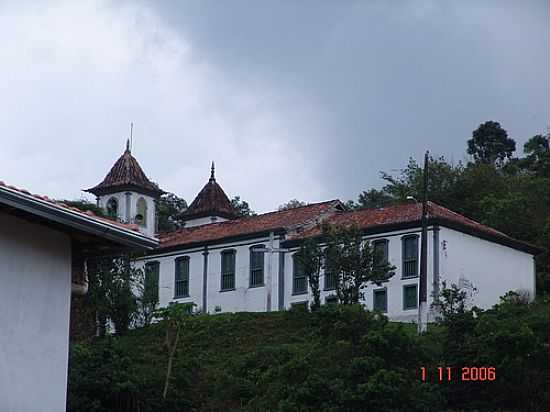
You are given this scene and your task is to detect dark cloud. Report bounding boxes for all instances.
[1,1,549,212]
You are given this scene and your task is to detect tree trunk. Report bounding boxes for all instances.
[162,325,180,399]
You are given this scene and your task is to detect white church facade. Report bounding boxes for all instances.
[88,144,540,322]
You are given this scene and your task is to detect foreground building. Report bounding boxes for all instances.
[89,145,540,322]
[0,181,157,412]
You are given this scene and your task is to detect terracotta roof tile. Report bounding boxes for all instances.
[290,201,540,254]
[157,200,540,255]
[85,144,162,197]
[0,181,142,234]
[159,200,342,249]
[184,165,236,220]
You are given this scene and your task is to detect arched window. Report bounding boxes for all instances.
[135,197,147,226]
[106,197,118,220]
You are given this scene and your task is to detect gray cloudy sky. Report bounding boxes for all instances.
[1,0,549,212]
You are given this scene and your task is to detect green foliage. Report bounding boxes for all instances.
[156,192,188,232]
[69,299,550,411]
[294,238,323,310]
[87,255,144,335]
[322,223,396,305]
[231,196,256,216]
[278,199,307,211]
[467,120,516,166]
[60,199,107,218]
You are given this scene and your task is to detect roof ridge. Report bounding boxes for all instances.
[161,199,342,237]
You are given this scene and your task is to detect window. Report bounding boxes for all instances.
[144,261,159,303]
[402,235,419,278]
[373,288,387,312]
[403,284,418,310]
[221,250,236,291]
[373,239,389,268]
[174,257,190,298]
[249,245,264,287]
[135,197,147,226]
[324,269,337,291]
[292,254,307,295]
[106,197,118,220]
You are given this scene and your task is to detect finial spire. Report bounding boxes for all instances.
[210,161,215,181]
[126,138,130,152]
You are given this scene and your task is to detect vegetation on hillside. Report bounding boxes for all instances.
[68,297,550,412]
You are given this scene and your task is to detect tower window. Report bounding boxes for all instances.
[136,197,147,226]
[106,197,118,220]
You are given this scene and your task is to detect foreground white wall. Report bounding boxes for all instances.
[0,213,71,412]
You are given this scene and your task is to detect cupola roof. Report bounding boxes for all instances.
[184,162,236,220]
[85,140,163,197]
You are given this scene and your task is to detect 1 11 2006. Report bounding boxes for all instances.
[420,367,496,382]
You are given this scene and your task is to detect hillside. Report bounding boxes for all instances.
[68,301,550,412]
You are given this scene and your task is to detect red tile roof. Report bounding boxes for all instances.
[292,202,504,238]
[85,143,162,197]
[157,200,540,255]
[0,180,143,234]
[183,164,236,220]
[159,200,342,249]
[290,201,540,254]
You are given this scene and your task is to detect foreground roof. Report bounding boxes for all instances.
[183,163,236,220]
[85,141,163,197]
[0,181,158,251]
[155,200,540,255]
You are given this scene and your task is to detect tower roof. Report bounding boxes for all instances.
[184,162,236,220]
[85,140,163,197]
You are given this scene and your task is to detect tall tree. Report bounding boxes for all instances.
[156,193,188,232]
[322,223,395,305]
[230,196,256,216]
[356,189,395,209]
[467,121,516,165]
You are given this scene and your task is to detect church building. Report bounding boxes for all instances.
[88,144,540,322]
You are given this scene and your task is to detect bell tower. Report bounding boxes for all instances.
[85,140,163,237]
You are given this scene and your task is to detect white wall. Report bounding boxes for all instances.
[0,213,72,412]
[98,191,156,237]
[139,235,281,314]
[438,227,535,309]
[142,225,536,322]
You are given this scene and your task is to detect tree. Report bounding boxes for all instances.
[230,196,256,216]
[322,223,395,305]
[155,302,196,399]
[467,121,516,165]
[380,156,464,207]
[356,189,395,209]
[278,199,307,211]
[295,238,323,310]
[60,199,107,218]
[87,255,143,336]
[523,133,550,176]
[157,193,188,232]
